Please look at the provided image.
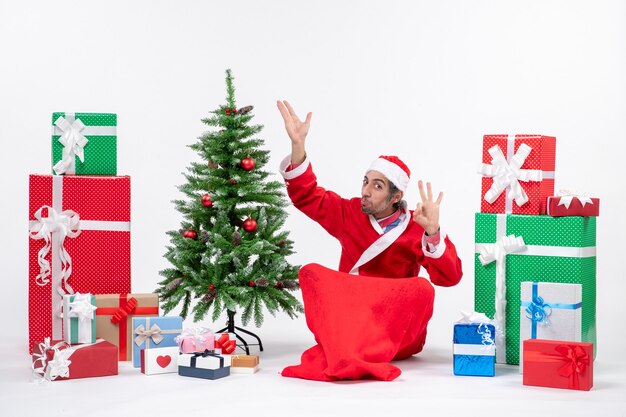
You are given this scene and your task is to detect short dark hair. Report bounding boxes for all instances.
[387,180,402,210]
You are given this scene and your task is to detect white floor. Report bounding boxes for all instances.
[2,327,625,417]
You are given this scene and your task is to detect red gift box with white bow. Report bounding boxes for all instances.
[31,338,118,381]
[28,175,131,352]
[544,192,600,217]
[478,134,556,215]
[522,339,593,391]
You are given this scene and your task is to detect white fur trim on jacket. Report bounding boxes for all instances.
[279,154,310,180]
[422,229,447,259]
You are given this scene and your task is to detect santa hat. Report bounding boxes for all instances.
[366,155,411,192]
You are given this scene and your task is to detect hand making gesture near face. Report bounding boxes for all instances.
[412,180,443,236]
[277,100,312,165]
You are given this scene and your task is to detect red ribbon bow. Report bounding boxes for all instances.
[215,333,236,354]
[555,344,589,390]
[111,297,138,325]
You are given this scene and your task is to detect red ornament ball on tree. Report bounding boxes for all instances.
[240,157,256,171]
[275,281,283,288]
[183,229,198,240]
[242,217,257,233]
[209,284,214,290]
[228,179,237,185]
[201,194,213,207]
[248,280,255,287]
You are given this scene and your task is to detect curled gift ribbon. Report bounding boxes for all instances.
[524,295,552,325]
[557,190,594,209]
[28,205,81,293]
[134,324,164,346]
[175,327,214,353]
[32,338,104,382]
[456,311,496,347]
[53,116,89,175]
[477,235,526,362]
[478,144,543,208]
[32,338,70,382]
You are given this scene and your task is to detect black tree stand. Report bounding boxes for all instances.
[216,310,264,355]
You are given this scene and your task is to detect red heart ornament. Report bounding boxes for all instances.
[156,355,172,368]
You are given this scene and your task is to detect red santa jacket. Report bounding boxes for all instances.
[280,156,463,286]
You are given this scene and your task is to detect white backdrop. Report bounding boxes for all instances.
[1,0,625,413]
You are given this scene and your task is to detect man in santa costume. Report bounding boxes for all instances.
[276,100,463,381]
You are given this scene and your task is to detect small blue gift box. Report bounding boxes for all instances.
[453,323,496,377]
[178,352,231,380]
[132,316,183,368]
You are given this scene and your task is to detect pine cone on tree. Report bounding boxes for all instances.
[238,105,253,115]
[165,277,183,292]
[254,277,269,287]
[201,230,209,243]
[202,287,217,303]
[282,280,298,290]
[233,229,241,246]
[178,228,185,236]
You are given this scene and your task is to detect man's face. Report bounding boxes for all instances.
[361,170,401,219]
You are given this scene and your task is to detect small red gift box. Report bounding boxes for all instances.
[28,175,131,351]
[214,333,237,354]
[31,338,118,381]
[523,339,593,391]
[544,194,600,217]
[479,134,556,215]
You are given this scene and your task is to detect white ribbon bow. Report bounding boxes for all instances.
[479,144,543,208]
[53,116,89,175]
[32,338,71,382]
[477,235,526,362]
[46,348,73,380]
[29,206,81,292]
[67,293,96,322]
[557,190,594,209]
[134,324,164,346]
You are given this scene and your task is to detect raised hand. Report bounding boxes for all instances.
[412,180,443,236]
[277,100,312,164]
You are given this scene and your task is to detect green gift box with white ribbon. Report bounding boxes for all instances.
[474,213,596,365]
[63,293,97,344]
[51,112,117,175]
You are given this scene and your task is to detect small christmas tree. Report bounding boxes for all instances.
[157,69,303,329]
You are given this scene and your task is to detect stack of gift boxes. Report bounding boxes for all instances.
[453,134,597,391]
[29,112,259,382]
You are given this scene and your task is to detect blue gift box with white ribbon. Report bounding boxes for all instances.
[132,316,183,368]
[453,323,496,377]
[519,281,582,371]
